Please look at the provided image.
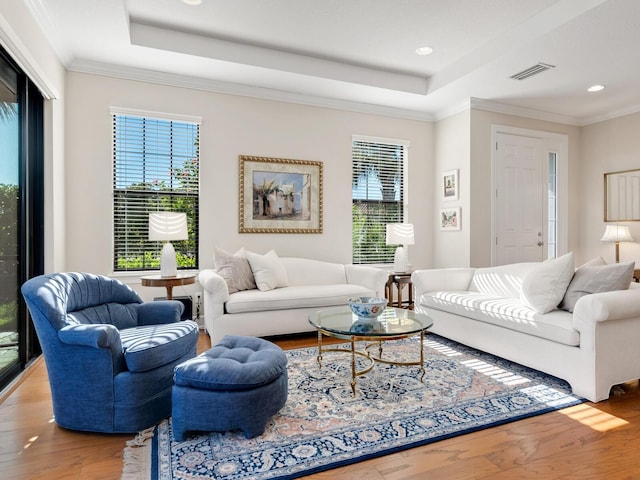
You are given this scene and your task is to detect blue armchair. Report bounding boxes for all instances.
[21,272,199,433]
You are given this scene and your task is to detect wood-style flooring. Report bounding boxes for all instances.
[2,331,640,479]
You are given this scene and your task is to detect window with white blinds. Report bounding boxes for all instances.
[112,112,200,272]
[352,137,408,264]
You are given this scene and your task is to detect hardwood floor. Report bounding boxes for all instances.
[2,331,640,479]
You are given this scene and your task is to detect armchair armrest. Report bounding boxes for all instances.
[137,300,184,325]
[58,324,121,350]
[198,269,229,303]
[58,324,125,375]
[345,265,388,297]
[412,268,475,297]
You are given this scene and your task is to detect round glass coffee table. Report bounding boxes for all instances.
[308,306,433,396]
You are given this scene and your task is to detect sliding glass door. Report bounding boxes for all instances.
[0,47,44,390]
[0,51,20,383]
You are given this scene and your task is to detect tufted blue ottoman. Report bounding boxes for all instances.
[172,335,288,441]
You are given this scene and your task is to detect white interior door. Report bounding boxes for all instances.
[494,133,545,265]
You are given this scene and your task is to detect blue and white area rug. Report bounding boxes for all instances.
[121,335,584,480]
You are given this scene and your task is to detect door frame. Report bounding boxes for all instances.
[491,125,568,265]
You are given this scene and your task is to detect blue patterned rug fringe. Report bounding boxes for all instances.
[144,334,584,480]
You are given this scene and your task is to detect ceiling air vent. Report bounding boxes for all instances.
[510,63,555,80]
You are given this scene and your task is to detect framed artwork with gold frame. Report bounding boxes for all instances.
[239,155,323,233]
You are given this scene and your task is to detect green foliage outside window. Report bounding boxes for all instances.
[113,163,199,271]
[0,183,18,332]
[113,114,199,272]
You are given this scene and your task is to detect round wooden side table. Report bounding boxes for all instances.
[140,273,197,300]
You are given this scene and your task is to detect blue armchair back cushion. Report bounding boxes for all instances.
[69,303,139,330]
[30,272,143,330]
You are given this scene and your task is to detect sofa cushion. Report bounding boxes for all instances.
[281,257,347,286]
[469,262,538,299]
[120,321,199,372]
[246,250,289,291]
[214,247,256,293]
[225,284,374,314]
[559,261,634,313]
[420,291,579,346]
[520,252,575,314]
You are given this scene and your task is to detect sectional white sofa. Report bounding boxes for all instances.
[412,254,640,402]
[199,252,388,344]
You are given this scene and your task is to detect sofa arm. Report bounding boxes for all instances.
[198,269,229,303]
[412,268,475,298]
[573,288,640,326]
[345,265,388,297]
[137,300,184,325]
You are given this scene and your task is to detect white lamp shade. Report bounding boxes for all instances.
[601,225,634,243]
[149,212,188,241]
[386,223,415,245]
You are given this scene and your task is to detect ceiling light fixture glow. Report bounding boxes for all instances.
[415,46,433,56]
[588,84,605,92]
[182,0,202,5]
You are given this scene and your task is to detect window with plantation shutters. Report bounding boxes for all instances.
[112,110,200,272]
[352,136,409,264]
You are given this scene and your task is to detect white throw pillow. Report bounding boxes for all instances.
[246,250,289,291]
[520,252,575,314]
[214,247,256,294]
[559,261,634,313]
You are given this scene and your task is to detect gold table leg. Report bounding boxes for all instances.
[312,328,428,397]
[316,329,323,368]
[419,330,425,382]
[350,336,357,397]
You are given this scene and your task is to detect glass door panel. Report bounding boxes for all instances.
[0,55,19,379]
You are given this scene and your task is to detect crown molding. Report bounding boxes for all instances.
[68,59,436,122]
[468,98,582,126]
[469,98,640,127]
[579,104,640,126]
[432,99,472,122]
[23,0,73,65]
[0,10,59,99]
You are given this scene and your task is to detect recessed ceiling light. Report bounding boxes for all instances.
[182,0,202,5]
[415,46,433,56]
[588,84,605,92]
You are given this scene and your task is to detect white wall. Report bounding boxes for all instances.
[580,112,640,265]
[469,109,581,267]
[0,0,66,272]
[433,110,470,267]
[64,72,434,299]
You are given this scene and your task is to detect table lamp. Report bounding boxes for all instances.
[386,223,415,272]
[601,224,634,263]
[149,212,188,277]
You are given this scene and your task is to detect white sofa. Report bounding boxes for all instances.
[412,256,640,402]
[199,256,388,344]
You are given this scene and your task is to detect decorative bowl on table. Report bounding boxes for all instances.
[348,296,387,320]
[350,319,383,334]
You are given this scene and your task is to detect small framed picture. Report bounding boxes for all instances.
[440,207,461,231]
[442,169,459,201]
